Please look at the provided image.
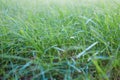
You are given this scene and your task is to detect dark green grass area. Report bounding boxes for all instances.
[0,0,120,80]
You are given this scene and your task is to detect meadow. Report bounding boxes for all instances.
[0,0,120,80]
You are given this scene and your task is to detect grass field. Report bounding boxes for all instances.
[0,0,120,80]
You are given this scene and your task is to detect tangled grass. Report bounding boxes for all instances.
[0,0,120,80]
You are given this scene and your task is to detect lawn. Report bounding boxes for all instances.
[0,0,120,80]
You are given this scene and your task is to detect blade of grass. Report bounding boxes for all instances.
[76,42,98,58]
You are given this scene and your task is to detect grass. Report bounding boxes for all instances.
[0,0,120,80]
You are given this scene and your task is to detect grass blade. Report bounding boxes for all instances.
[76,42,98,58]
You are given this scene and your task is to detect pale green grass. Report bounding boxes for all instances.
[0,0,120,80]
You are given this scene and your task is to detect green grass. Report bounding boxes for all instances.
[0,0,120,80]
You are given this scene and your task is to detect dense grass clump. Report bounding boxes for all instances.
[0,0,120,80]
